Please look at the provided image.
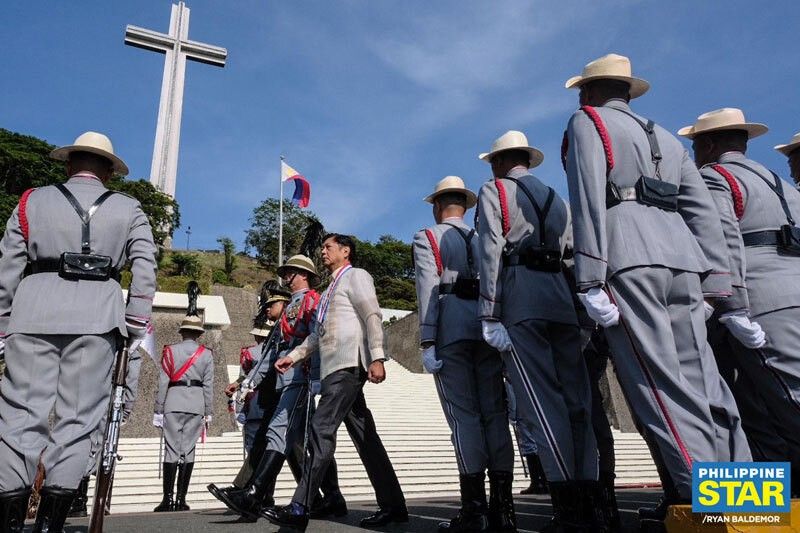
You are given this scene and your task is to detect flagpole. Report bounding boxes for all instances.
[278,155,285,270]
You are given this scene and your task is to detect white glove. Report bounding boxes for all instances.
[703,301,715,321]
[421,346,443,374]
[481,320,512,353]
[204,415,213,425]
[310,380,321,395]
[152,413,164,428]
[720,311,766,349]
[578,287,619,328]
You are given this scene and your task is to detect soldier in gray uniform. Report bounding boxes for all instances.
[776,132,800,187]
[0,131,157,532]
[152,302,214,513]
[413,176,515,532]
[221,255,345,521]
[562,54,751,525]
[476,131,602,530]
[680,107,800,485]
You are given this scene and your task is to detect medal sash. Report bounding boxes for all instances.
[316,264,352,333]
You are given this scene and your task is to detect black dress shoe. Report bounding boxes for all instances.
[207,483,234,504]
[262,504,309,530]
[310,493,348,519]
[360,506,409,527]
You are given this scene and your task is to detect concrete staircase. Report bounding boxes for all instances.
[93,360,659,515]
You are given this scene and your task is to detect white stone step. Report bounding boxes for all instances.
[92,361,658,514]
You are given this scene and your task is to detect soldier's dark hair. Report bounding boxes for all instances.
[583,79,631,101]
[704,129,749,152]
[323,233,357,264]
[434,192,467,209]
[493,149,531,168]
[68,151,113,173]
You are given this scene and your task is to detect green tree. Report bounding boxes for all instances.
[169,252,201,278]
[0,128,179,246]
[355,235,416,310]
[244,198,320,267]
[107,176,180,247]
[217,236,237,277]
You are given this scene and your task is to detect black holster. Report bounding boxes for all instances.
[779,225,800,254]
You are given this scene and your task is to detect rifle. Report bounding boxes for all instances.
[235,307,286,405]
[89,338,131,533]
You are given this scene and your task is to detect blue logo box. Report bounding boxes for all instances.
[692,462,790,513]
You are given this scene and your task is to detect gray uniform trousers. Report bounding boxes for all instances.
[164,412,204,463]
[434,340,514,474]
[727,307,800,469]
[504,320,597,483]
[0,332,115,490]
[708,321,789,463]
[605,267,751,499]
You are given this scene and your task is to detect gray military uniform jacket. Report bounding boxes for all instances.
[413,217,482,348]
[0,174,157,336]
[247,289,321,389]
[564,99,732,296]
[155,339,214,416]
[240,343,266,421]
[477,167,577,326]
[700,152,800,316]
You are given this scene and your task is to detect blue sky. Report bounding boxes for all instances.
[3,1,799,251]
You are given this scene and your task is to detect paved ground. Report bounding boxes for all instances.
[57,489,663,532]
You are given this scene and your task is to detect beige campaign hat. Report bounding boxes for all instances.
[276,254,320,286]
[50,131,129,176]
[678,108,768,140]
[775,132,800,156]
[423,175,477,209]
[479,130,544,169]
[179,314,205,333]
[565,53,650,99]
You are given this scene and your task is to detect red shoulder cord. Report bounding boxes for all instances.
[280,290,321,341]
[711,164,745,220]
[240,346,254,373]
[580,105,615,177]
[161,346,175,377]
[19,188,35,242]
[424,229,443,276]
[494,179,511,237]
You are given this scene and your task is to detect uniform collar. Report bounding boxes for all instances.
[602,98,632,112]
[67,172,106,187]
[506,165,530,179]
[442,216,464,224]
[291,287,309,297]
[718,151,746,163]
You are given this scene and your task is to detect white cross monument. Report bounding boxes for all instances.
[125,2,227,199]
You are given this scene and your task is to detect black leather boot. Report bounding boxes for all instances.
[541,481,585,533]
[0,487,31,533]
[154,462,178,512]
[599,473,621,532]
[581,480,609,533]
[207,483,236,504]
[439,472,489,532]
[67,476,89,518]
[520,455,549,495]
[263,502,310,530]
[33,486,77,533]
[175,462,194,511]
[219,449,284,520]
[488,471,516,532]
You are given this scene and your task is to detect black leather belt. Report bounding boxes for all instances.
[168,379,203,388]
[24,259,120,281]
[503,252,562,272]
[742,231,780,247]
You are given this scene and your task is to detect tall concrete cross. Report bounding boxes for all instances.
[125,2,227,199]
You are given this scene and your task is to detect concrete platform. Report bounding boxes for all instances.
[48,490,666,532]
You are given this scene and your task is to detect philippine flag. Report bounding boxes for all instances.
[281,160,311,208]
